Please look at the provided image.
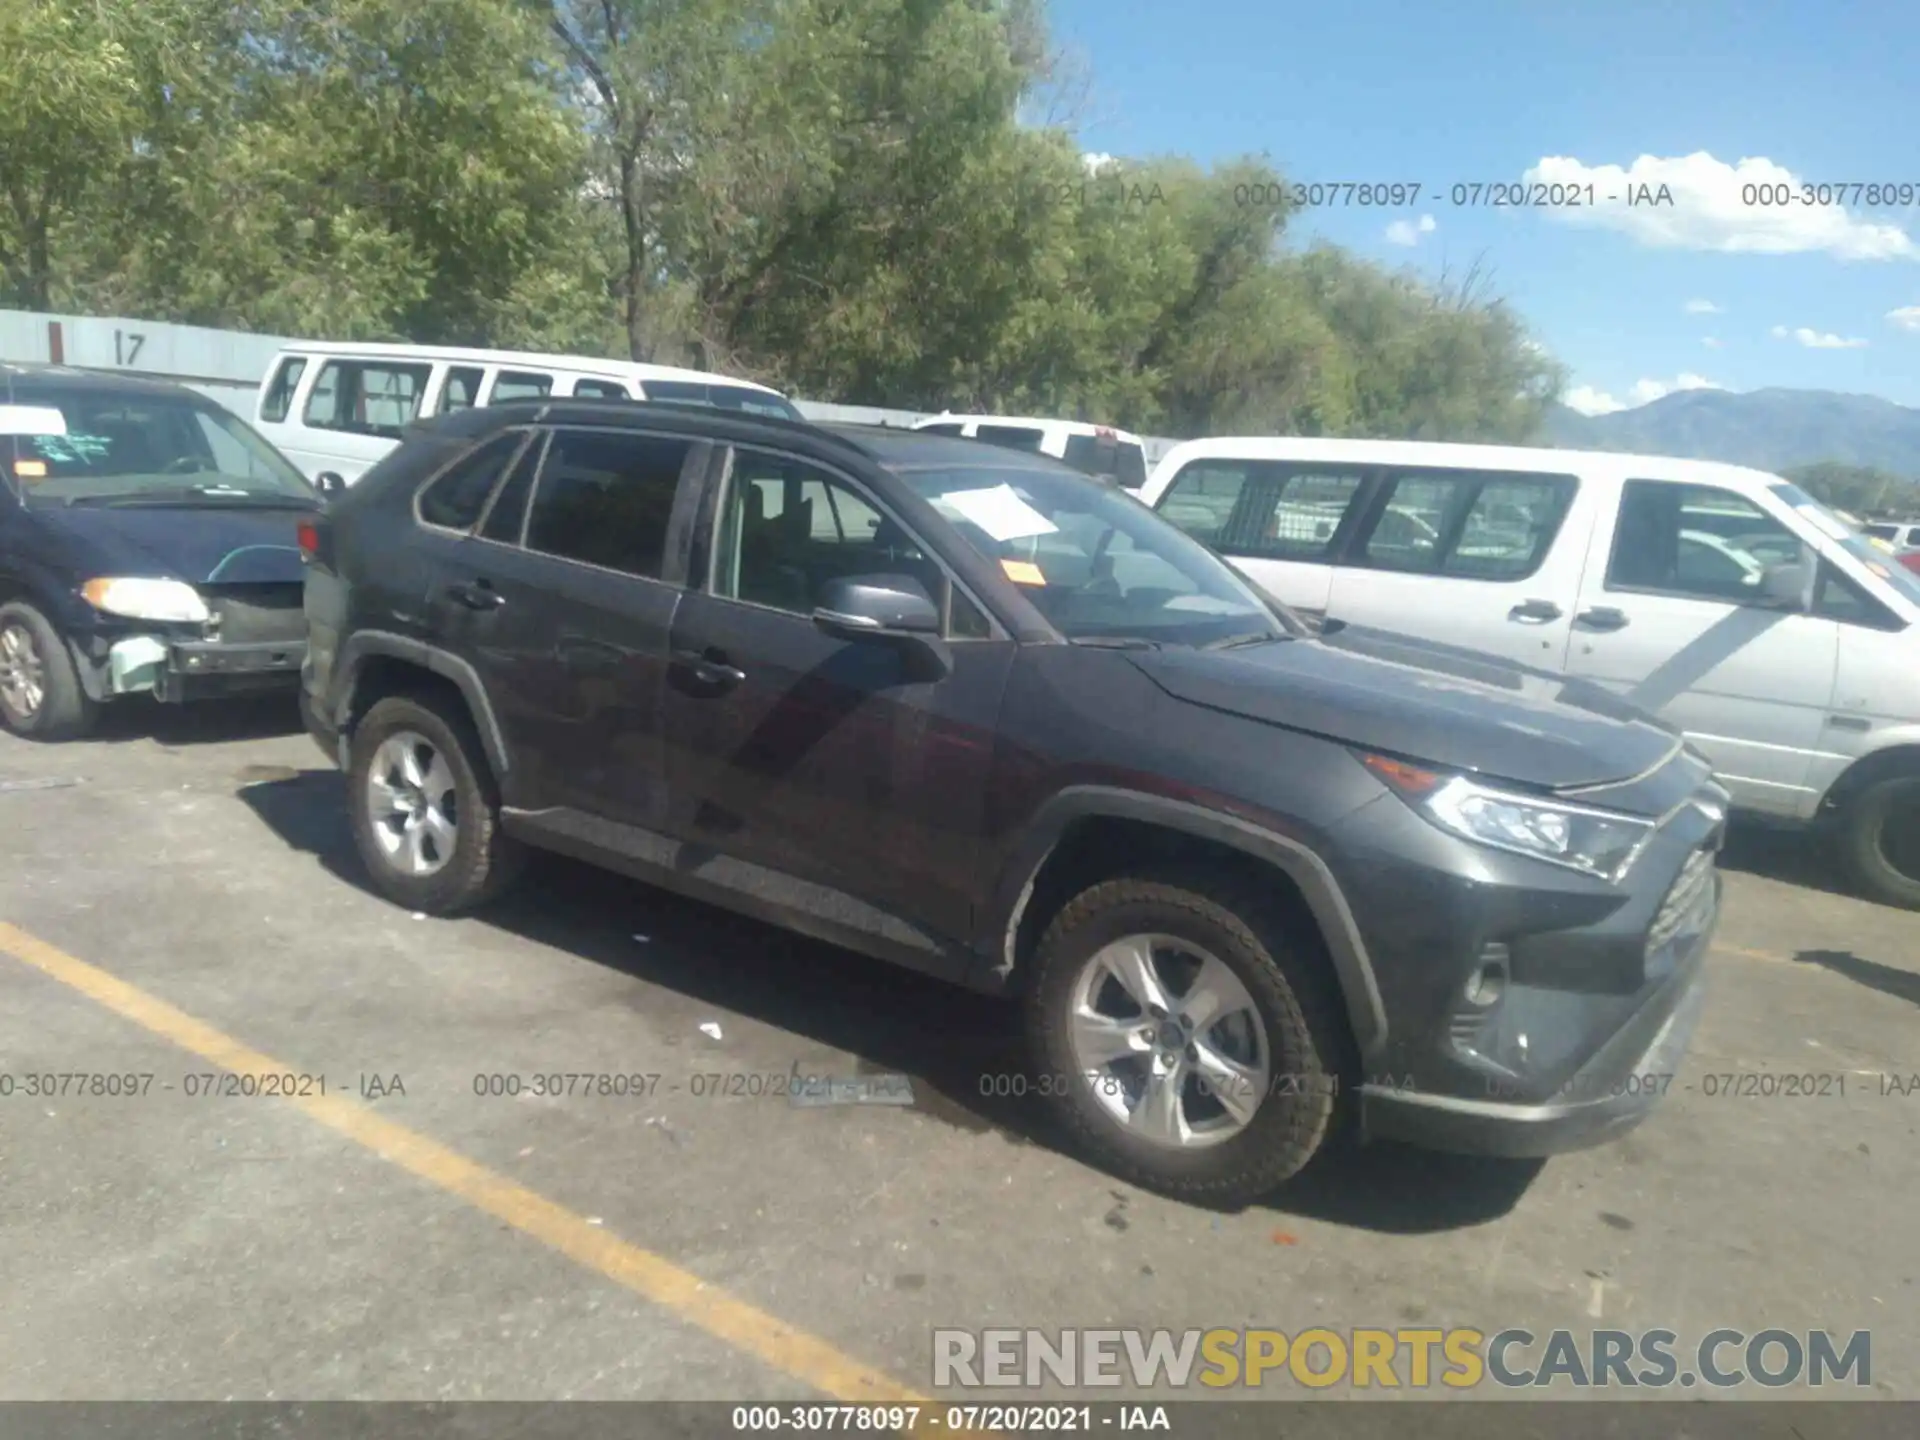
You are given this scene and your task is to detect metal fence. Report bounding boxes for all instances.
[0,309,1184,465]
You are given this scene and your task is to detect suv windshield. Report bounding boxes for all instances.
[1772,482,1920,608]
[896,462,1299,645]
[8,387,316,505]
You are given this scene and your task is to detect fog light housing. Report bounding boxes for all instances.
[1465,943,1509,1007]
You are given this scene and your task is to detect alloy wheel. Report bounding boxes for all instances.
[0,622,46,720]
[366,730,460,877]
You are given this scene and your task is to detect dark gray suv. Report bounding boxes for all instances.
[300,400,1724,1206]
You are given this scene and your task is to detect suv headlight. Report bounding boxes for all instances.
[1361,752,1655,882]
[80,577,210,624]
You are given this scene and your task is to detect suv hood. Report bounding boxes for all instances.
[1129,624,1679,792]
[30,504,310,586]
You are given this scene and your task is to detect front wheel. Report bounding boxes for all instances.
[1024,870,1347,1207]
[1838,774,1920,909]
[0,601,98,740]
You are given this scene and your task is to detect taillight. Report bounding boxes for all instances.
[296,519,319,557]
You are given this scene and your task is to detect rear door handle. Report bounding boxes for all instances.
[672,647,746,688]
[1507,599,1564,624]
[444,580,504,611]
[1575,606,1630,632]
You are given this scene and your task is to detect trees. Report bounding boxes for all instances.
[3,0,1561,440]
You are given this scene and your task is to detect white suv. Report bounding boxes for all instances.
[1143,435,1920,907]
[911,414,1150,490]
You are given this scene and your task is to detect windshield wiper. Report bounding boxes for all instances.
[1070,635,1162,650]
[1200,630,1287,650]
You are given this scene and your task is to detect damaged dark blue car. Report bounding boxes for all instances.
[0,364,321,739]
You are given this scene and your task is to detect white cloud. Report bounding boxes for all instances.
[1683,298,1721,314]
[1384,214,1438,247]
[1888,306,1920,332]
[1702,336,1724,348]
[1566,373,1723,416]
[1770,324,1869,348]
[1522,153,1918,260]
[1081,151,1118,174]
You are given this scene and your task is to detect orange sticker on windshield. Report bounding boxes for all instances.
[1001,559,1046,586]
[13,460,46,479]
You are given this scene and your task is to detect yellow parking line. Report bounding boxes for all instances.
[0,921,927,1408]
[1714,942,1792,965]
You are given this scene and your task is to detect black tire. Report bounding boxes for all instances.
[1024,867,1348,1207]
[347,693,526,914]
[1838,773,1920,910]
[0,600,99,741]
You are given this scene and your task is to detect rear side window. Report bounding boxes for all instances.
[1864,523,1898,541]
[259,357,306,423]
[1159,461,1367,561]
[1115,443,1148,489]
[437,367,484,415]
[1354,468,1575,580]
[975,425,1046,453]
[303,361,431,438]
[490,371,553,403]
[524,429,694,579]
[573,378,632,400]
[416,433,525,532]
[917,422,965,437]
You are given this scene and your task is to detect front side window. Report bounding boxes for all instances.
[899,462,1293,646]
[714,452,957,621]
[303,361,431,438]
[522,429,692,579]
[259,357,307,424]
[1354,468,1575,580]
[489,371,554,404]
[1608,482,1798,602]
[11,388,315,504]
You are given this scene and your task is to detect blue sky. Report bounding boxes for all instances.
[1043,0,1920,412]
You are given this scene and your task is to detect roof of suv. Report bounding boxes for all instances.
[0,362,200,401]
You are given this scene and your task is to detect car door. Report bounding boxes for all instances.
[413,424,699,823]
[1151,457,1369,622]
[658,444,1014,963]
[1562,478,1839,816]
[1323,463,1589,666]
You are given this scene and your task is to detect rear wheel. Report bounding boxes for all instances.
[1025,869,1346,1207]
[1838,774,1920,909]
[347,694,525,913]
[0,601,98,740]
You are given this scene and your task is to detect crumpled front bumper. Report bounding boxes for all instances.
[75,632,307,704]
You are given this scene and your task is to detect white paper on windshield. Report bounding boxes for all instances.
[939,485,1058,543]
[1796,504,1853,542]
[1163,595,1248,614]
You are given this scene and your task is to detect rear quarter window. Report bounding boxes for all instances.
[304,361,431,439]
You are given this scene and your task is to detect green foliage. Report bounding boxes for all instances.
[1783,461,1920,517]
[2,0,1560,438]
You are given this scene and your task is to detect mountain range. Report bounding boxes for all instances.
[1538,387,1920,476]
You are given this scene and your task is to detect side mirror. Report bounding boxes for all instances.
[314,472,346,497]
[1758,558,1814,610]
[812,574,941,641]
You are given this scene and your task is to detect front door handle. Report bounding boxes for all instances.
[444,579,504,611]
[1508,598,1564,624]
[1575,606,1630,632]
[672,647,746,688]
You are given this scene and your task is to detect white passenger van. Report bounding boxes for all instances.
[910,413,1150,490]
[1142,436,1920,907]
[253,342,803,485]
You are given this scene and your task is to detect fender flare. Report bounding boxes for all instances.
[982,785,1388,1055]
[332,630,512,778]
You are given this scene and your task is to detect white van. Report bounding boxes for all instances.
[253,342,803,485]
[910,413,1150,490]
[1142,436,1920,907]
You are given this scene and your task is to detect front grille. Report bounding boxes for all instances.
[1648,847,1717,954]
[204,584,306,645]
